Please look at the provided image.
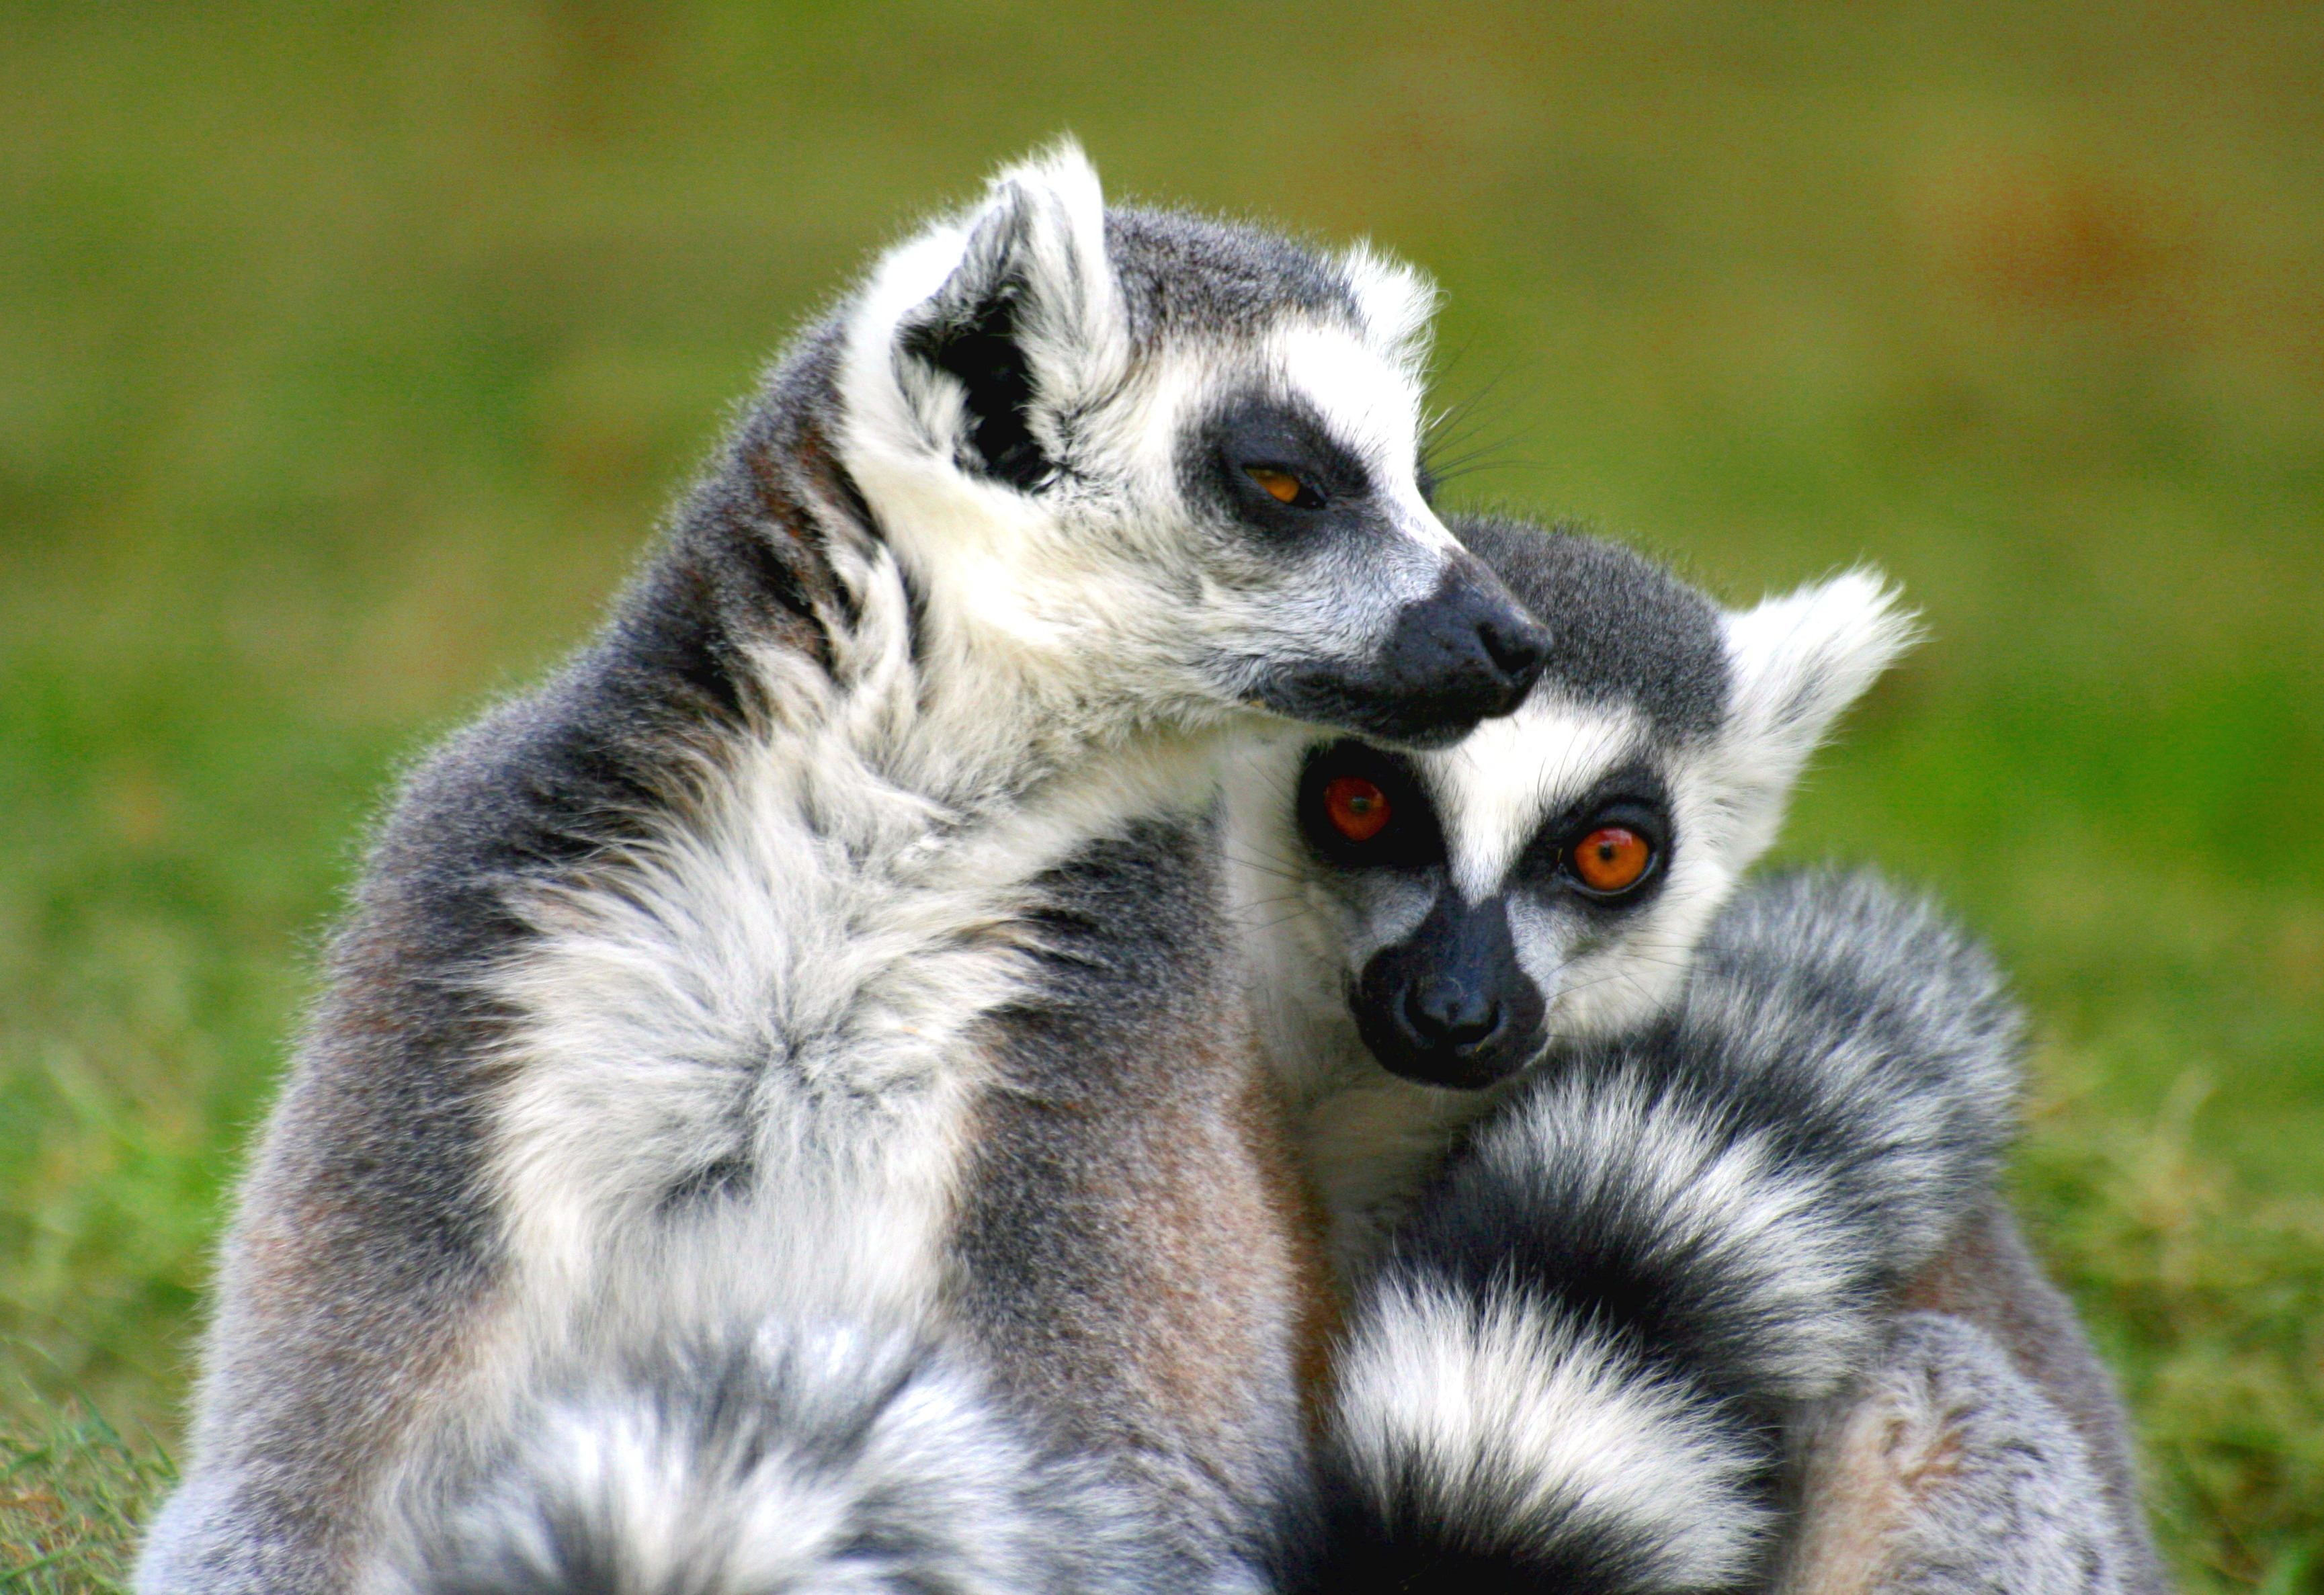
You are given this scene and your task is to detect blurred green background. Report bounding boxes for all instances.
[2,1,2319,1588]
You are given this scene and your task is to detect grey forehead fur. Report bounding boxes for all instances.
[1449,515,1729,739]
[1103,208,1358,346]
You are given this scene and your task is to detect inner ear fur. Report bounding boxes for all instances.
[1725,570,1915,761]
[1712,570,1917,851]
[893,144,1124,490]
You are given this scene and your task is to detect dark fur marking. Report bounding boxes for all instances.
[1186,392,1376,542]
[1294,1459,1719,1595]
[901,276,1056,490]
[954,815,1323,1572]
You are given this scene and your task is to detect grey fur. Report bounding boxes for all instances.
[142,147,1519,1592]
[1103,210,1356,343]
[948,815,1319,1570]
[383,1324,1189,1595]
[1780,1311,2141,1595]
[1452,517,1729,738]
[1877,1199,2170,1594]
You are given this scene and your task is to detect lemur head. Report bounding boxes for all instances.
[1237,517,1915,1090]
[831,142,1547,746]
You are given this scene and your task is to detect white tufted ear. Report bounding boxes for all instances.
[853,140,1127,490]
[1714,570,1917,865]
[1335,243,1439,378]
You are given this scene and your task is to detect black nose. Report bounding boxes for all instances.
[1352,896,1548,1090]
[1475,605,1549,696]
[1402,976,1505,1051]
[1417,564,1549,708]
[1344,566,1552,746]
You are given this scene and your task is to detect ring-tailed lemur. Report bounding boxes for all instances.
[139,146,1554,1594]
[1221,517,2163,1590]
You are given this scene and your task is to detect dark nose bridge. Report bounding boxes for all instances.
[1383,549,1551,709]
[1406,888,1520,1015]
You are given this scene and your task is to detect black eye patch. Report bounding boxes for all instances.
[1185,394,1372,538]
[1513,762,1673,910]
[1296,740,1443,870]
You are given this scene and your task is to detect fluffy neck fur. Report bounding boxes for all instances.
[472,331,1260,1335]
[703,332,1241,834]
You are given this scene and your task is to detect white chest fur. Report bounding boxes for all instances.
[479,669,1233,1341]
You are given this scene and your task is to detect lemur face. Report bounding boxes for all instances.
[837,145,1548,746]
[1179,390,1548,745]
[1232,518,1915,1094]
[1292,712,1694,1090]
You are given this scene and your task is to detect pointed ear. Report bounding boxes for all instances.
[1714,569,1917,859]
[880,141,1124,490]
[1335,242,1439,377]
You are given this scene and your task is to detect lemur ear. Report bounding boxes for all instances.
[1335,243,1439,377]
[1714,570,1917,859]
[887,142,1124,490]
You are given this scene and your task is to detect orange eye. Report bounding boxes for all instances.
[1323,776,1393,843]
[1572,826,1651,893]
[1247,467,1306,505]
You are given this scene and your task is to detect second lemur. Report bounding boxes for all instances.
[1233,517,2165,1592]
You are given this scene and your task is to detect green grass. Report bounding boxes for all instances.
[0,1367,173,1594]
[4,2,2321,1588]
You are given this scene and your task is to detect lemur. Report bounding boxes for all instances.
[139,148,1556,1595]
[1229,518,2165,1592]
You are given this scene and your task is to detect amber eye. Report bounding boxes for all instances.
[1246,466,1309,505]
[1571,826,1652,894]
[1323,775,1393,843]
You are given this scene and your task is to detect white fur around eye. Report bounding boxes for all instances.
[1423,697,1643,903]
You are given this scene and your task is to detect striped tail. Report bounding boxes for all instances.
[382,1320,1219,1595]
[1307,871,2024,1593]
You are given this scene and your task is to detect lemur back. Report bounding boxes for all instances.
[140,149,1552,1594]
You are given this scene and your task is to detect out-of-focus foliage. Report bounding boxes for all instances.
[2,3,2319,1588]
